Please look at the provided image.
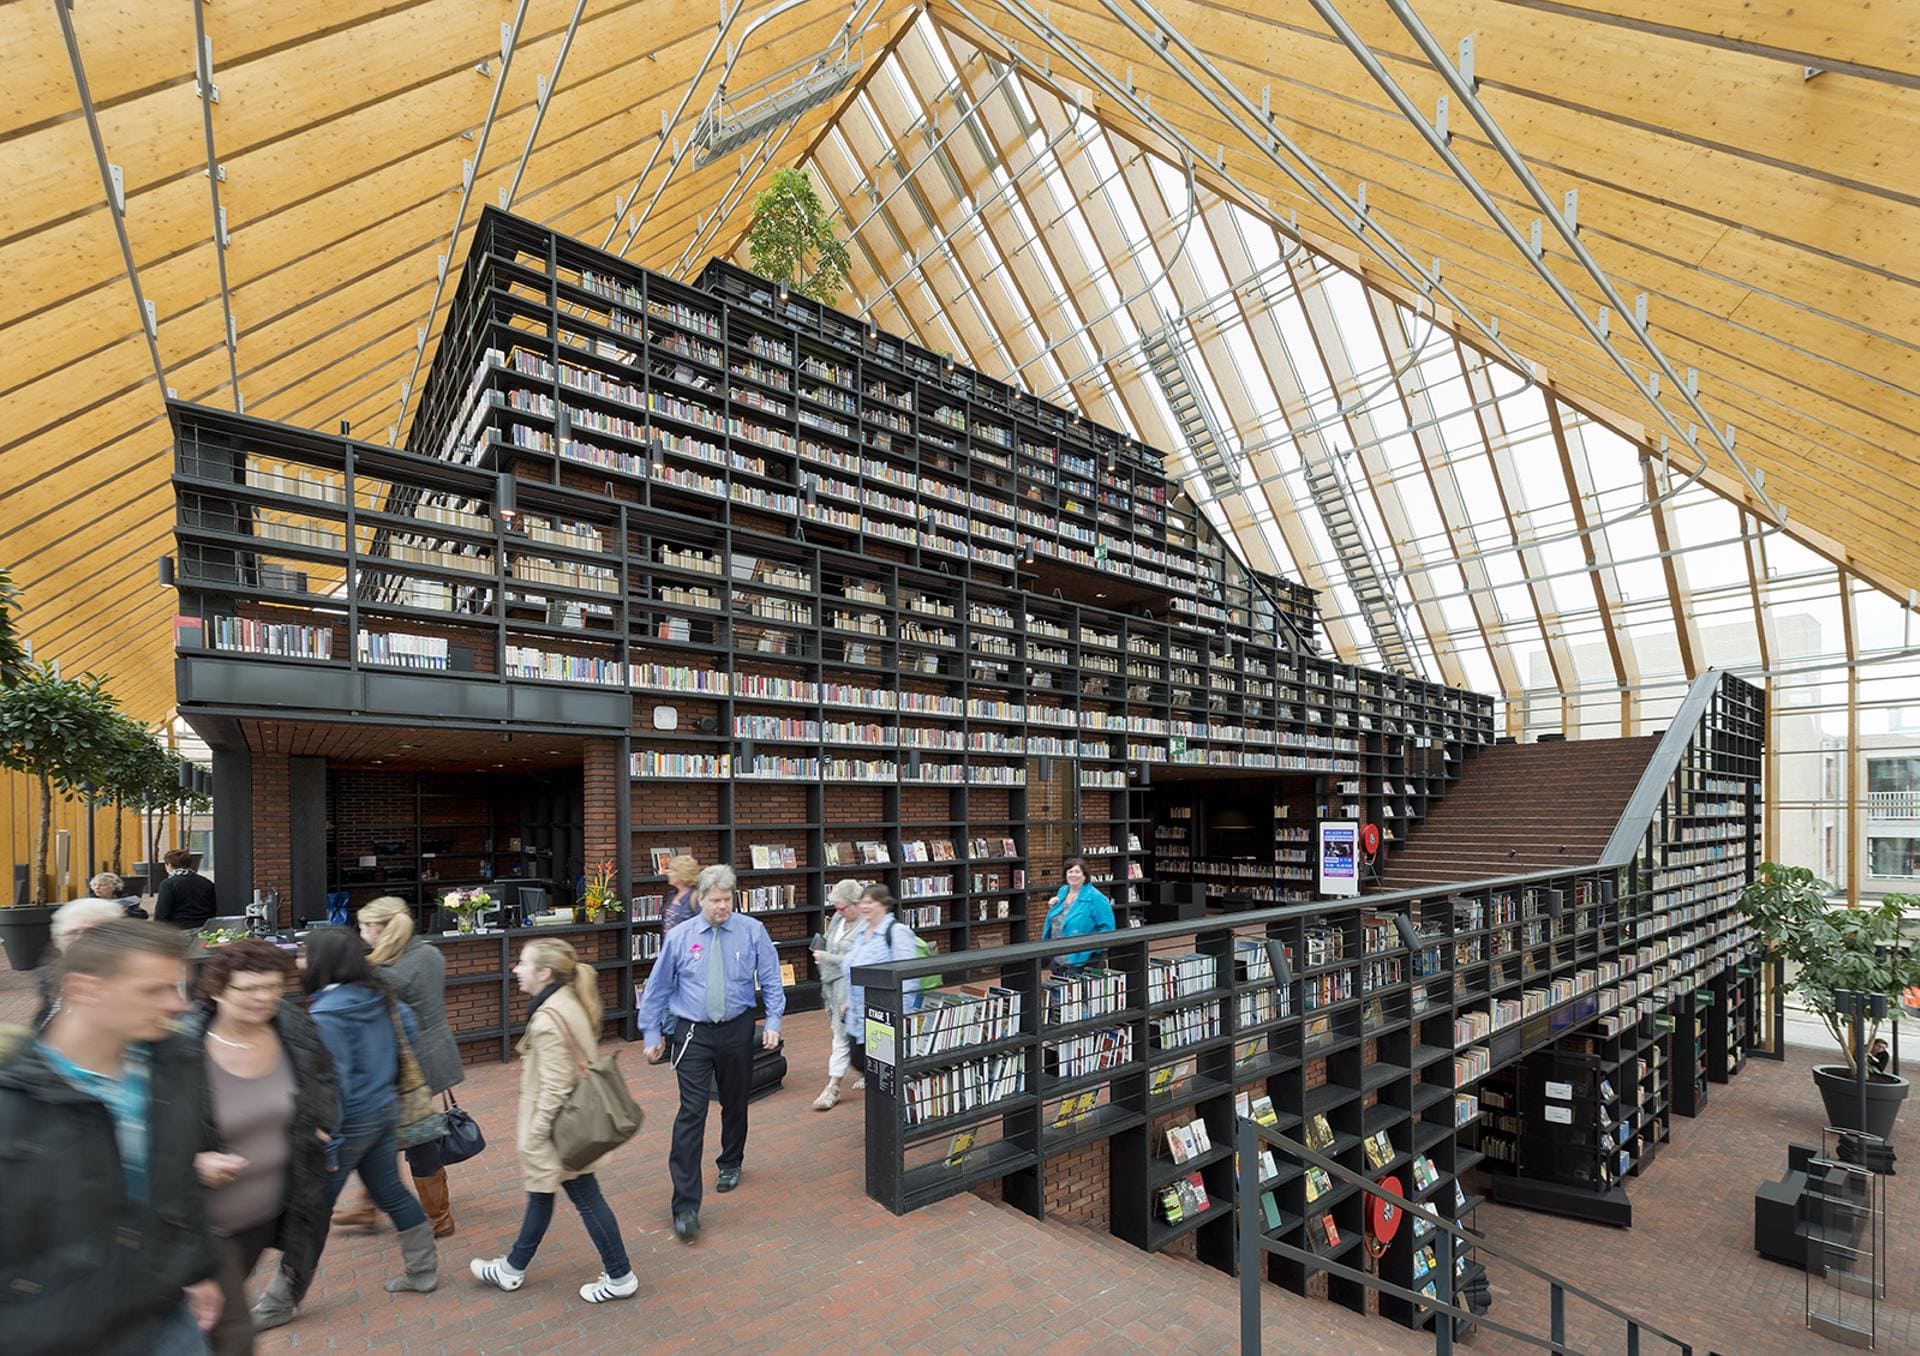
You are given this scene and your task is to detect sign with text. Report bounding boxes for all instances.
[864,1002,898,1096]
[1318,820,1360,897]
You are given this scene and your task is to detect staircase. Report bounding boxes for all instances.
[1140,312,1239,498]
[1381,735,1664,889]
[1300,447,1420,676]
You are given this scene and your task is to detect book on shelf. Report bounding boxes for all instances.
[1304,1164,1333,1203]
[1321,1214,1341,1248]
[1167,1124,1198,1164]
[1303,1114,1335,1153]
[1247,1095,1279,1127]
[1362,1129,1394,1170]
[649,846,690,873]
[1174,1172,1211,1218]
[1150,1057,1194,1099]
[944,1128,978,1169]
[1259,1191,1283,1230]
[1159,1185,1185,1224]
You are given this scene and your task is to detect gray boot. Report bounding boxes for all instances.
[384,1221,440,1294]
[250,1267,299,1331]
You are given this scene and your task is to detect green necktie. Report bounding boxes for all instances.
[706,924,726,1021]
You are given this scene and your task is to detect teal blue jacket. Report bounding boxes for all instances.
[1043,884,1115,966]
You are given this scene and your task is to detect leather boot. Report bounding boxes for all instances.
[250,1267,299,1331]
[414,1167,456,1238]
[383,1221,440,1294]
[331,1186,378,1231]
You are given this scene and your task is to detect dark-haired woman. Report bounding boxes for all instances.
[185,940,337,1356]
[1042,857,1114,972]
[255,927,438,1327]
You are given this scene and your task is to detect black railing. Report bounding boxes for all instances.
[1236,1115,1695,1355]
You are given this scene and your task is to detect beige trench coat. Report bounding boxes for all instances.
[514,988,617,1192]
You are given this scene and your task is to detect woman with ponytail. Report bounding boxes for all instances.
[330,898,464,1237]
[469,938,637,1303]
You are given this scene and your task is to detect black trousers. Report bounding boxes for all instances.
[669,1011,753,1216]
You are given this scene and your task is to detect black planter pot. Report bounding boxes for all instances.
[1812,1063,1909,1141]
[0,905,57,973]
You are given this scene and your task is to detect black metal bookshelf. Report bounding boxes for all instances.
[853,669,1763,1342]
[169,207,1494,1031]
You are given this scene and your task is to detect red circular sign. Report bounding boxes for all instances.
[1361,823,1382,855]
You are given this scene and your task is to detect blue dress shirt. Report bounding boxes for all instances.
[843,916,924,1039]
[639,910,786,1044]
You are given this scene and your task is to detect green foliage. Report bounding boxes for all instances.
[0,666,125,904]
[1738,861,1920,1072]
[745,168,851,305]
[0,567,27,689]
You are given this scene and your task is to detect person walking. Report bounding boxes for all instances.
[841,884,921,1076]
[0,919,222,1356]
[337,897,464,1238]
[469,938,638,1303]
[154,848,219,931]
[185,940,337,1356]
[292,928,439,1306]
[649,855,702,1063]
[1042,857,1115,972]
[638,864,784,1243]
[810,878,865,1110]
[32,896,127,1027]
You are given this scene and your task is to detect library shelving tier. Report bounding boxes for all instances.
[169,205,1494,1030]
[855,669,1764,1341]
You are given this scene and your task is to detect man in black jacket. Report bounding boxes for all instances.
[154,849,218,931]
[0,919,221,1355]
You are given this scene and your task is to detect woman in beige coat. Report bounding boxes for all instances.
[469,938,637,1303]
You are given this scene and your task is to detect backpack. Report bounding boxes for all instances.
[885,918,942,992]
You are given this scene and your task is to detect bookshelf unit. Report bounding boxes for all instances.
[856,669,1763,1342]
[324,768,580,921]
[171,206,1492,1029]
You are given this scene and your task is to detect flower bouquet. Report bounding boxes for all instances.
[579,861,622,924]
[441,887,494,934]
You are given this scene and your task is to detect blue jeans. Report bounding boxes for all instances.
[138,1305,210,1356]
[507,1174,630,1279]
[325,1114,428,1232]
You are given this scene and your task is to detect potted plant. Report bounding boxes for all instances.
[439,887,494,935]
[744,167,852,305]
[579,861,622,924]
[1737,861,1920,1138]
[0,662,125,970]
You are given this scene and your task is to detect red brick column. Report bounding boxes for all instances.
[253,754,293,923]
[583,739,620,872]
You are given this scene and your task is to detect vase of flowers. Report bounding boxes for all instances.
[579,861,621,924]
[441,887,493,934]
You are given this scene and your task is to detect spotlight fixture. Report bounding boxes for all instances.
[495,472,518,529]
[778,283,789,305]
[157,556,176,588]
[1264,938,1293,989]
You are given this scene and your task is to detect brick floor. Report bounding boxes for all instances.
[3,959,1911,1354]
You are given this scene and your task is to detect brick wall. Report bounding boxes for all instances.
[1040,1140,1109,1226]
[583,739,620,869]
[253,754,292,921]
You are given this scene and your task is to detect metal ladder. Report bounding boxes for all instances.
[1301,445,1421,675]
[1140,315,1240,498]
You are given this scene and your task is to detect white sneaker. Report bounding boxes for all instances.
[470,1257,525,1292]
[580,1270,639,1303]
[852,1076,866,1090]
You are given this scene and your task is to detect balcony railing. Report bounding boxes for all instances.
[1868,791,1920,821]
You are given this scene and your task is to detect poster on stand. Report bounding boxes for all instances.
[1319,820,1360,897]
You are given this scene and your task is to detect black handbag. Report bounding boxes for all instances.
[438,1090,486,1165]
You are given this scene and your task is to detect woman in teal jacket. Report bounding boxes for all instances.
[1042,857,1115,970]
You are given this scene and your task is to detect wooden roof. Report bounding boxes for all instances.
[2,0,1913,725]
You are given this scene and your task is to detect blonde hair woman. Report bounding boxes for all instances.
[650,855,702,1062]
[331,898,464,1236]
[470,938,636,1303]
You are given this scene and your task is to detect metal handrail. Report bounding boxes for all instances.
[1236,1116,1695,1355]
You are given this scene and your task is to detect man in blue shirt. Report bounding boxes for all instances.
[639,863,784,1242]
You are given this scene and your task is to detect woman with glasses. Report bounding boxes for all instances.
[185,939,337,1355]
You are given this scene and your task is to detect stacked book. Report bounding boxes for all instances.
[902,1051,1026,1127]
[903,984,1023,1059]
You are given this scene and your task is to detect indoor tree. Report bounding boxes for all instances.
[0,567,29,690]
[745,167,852,305]
[1738,861,1920,1073]
[0,665,126,905]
